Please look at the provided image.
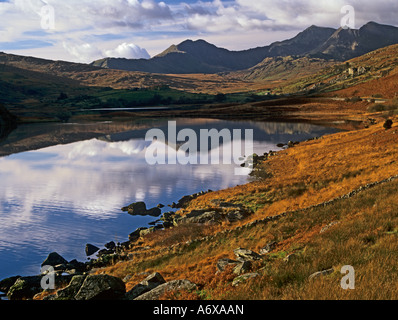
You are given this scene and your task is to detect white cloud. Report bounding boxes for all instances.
[105,42,150,59]
[1,0,398,61]
[62,41,103,62]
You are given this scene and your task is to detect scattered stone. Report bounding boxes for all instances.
[74,274,126,300]
[140,227,155,237]
[47,275,87,300]
[175,210,222,225]
[125,272,166,300]
[232,273,259,287]
[234,248,262,261]
[320,221,341,234]
[122,202,161,217]
[216,258,239,273]
[7,276,42,300]
[129,227,148,242]
[85,244,100,256]
[104,241,116,250]
[233,260,252,275]
[41,252,69,267]
[0,276,21,294]
[134,279,197,300]
[259,242,277,255]
[309,268,334,280]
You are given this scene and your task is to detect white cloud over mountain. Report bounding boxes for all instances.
[105,42,150,59]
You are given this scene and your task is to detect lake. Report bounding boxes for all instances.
[0,118,339,280]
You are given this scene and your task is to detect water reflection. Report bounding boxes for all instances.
[0,119,339,279]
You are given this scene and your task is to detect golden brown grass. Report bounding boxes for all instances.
[92,116,398,300]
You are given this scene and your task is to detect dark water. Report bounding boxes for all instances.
[0,118,339,279]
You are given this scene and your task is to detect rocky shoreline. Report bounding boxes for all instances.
[0,139,317,301]
[0,187,251,300]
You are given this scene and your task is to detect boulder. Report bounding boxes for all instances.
[176,210,222,225]
[233,261,252,275]
[122,201,147,214]
[41,252,69,267]
[216,259,239,272]
[74,274,126,300]
[129,227,148,242]
[7,276,42,300]
[0,276,21,294]
[85,244,100,256]
[259,242,277,255]
[122,202,161,217]
[125,272,166,300]
[104,241,116,250]
[46,275,87,300]
[134,279,197,300]
[232,273,259,287]
[234,248,262,261]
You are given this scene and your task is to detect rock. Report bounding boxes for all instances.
[125,272,166,300]
[74,275,126,300]
[104,241,116,250]
[0,276,21,294]
[85,244,100,256]
[139,227,155,237]
[47,275,87,300]
[122,201,147,214]
[7,276,42,300]
[233,261,252,275]
[234,248,262,261]
[122,202,161,217]
[226,211,247,222]
[216,258,239,272]
[284,253,298,263]
[145,207,162,217]
[67,259,86,273]
[309,268,334,280]
[232,273,259,287]
[176,210,222,225]
[129,227,148,242]
[41,252,69,267]
[134,279,197,300]
[320,221,340,234]
[259,242,277,255]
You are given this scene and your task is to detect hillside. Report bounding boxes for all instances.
[230,56,337,82]
[25,111,398,301]
[278,43,398,98]
[91,22,398,74]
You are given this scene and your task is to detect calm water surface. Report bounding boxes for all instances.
[0,118,339,279]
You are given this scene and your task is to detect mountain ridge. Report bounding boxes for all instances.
[91,21,398,74]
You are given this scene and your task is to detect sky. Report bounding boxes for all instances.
[0,0,398,63]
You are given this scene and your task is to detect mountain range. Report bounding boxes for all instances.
[91,21,398,74]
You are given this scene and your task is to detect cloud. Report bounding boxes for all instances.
[105,42,150,59]
[1,0,398,61]
[62,41,103,62]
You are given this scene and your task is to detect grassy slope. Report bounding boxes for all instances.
[278,44,398,98]
[83,114,398,300]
